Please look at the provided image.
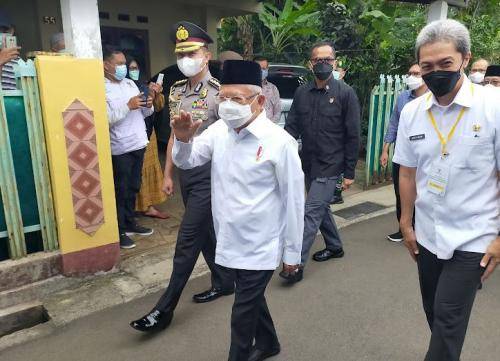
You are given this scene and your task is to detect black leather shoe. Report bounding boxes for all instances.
[130,309,173,332]
[279,268,303,284]
[248,345,281,361]
[331,195,344,204]
[192,287,234,303]
[313,248,344,262]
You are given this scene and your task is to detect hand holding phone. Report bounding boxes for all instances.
[0,47,20,67]
[142,87,150,102]
[156,73,164,86]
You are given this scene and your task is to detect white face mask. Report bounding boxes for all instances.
[406,75,423,90]
[177,56,205,77]
[218,97,258,129]
[469,71,485,84]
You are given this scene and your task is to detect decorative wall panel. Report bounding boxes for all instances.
[63,99,103,235]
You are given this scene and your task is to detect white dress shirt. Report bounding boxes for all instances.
[105,78,153,155]
[394,76,500,259]
[173,111,305,270]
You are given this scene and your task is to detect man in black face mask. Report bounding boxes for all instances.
[284,41,360,283]
[394,19,500,361]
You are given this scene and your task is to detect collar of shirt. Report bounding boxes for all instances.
[230,111,269,140]
[186,70,212,96]
[424,75,473,111]
[104,77,137,88]
[306,77,337,93]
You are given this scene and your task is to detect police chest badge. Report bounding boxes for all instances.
[200,88,208,99]
[169,98,181,119]
[192,99,208,110]
[192,109,208,121]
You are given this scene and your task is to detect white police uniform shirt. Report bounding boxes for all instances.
[393,76,500,260]
[105,77,153,156]
[172,111,305,270]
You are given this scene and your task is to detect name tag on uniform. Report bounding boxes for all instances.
[409,134,425,141]
[427,159,450,197]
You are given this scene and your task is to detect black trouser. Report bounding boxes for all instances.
[417,244,484,361]
[228,269,279,361]
[156,162,234,312]
[392,162,415,228]
[393,162,402,224]
[112,148,146,234]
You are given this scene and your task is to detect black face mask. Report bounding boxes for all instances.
[422,67,462,98]
[312,62,333,81]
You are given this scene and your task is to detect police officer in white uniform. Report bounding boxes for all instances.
[394,19,499,361]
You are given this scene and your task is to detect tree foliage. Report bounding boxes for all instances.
[257,0,320,59]
[218,0,500,149]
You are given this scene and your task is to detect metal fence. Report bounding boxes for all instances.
[364,74,406,188]
[0,60,57,260]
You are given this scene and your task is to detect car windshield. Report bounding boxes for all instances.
[268,65,309,99]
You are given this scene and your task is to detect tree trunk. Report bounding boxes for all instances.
[237,15,254,59]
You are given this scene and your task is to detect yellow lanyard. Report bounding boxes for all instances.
[427,107,466,157]
[426,84,473,157]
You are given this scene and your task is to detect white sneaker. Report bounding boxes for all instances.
[387,231,404,242]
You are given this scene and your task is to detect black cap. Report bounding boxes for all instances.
[485,65,500,77]
[221,60,262,88]
[170,21,213,53]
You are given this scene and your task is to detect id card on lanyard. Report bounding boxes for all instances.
[425,87,471,196]
[428,158,450,196]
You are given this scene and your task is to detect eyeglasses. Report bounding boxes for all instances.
[310,58,336,65]
[215,93,259,105]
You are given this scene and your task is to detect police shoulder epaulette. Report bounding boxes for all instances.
[172,79,188,88]
[170,79,188,96]
[208,78,220,90]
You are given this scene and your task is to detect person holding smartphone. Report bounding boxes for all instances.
[0,10,21,90]
[103,47,154,249]
[125,56,169,220]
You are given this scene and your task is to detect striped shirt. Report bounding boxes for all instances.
[1,59,17,90]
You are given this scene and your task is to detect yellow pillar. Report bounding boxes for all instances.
[36,55,119,276]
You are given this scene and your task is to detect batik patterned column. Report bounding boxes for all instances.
[63,99,104,235]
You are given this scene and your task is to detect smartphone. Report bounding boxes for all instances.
[142,87,150,103]
[0,33,17,48]
[156,73,164,86]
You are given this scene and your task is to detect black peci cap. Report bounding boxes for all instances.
[485,65,500,77]
[170,21,213,53]
[221,60,262,88]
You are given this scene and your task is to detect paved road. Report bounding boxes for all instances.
[3,214,500,361]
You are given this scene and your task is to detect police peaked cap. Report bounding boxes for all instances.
[221,60,262,88]
[170,21,213,53]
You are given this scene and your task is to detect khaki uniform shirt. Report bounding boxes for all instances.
[168,71,220,137]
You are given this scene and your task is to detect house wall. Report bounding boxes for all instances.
[4,0,259,75]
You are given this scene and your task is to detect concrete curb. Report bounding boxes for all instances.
[0,192,396,352]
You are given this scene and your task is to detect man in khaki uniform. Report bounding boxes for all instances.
[167,72,220,133]
[131,21,234,333]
